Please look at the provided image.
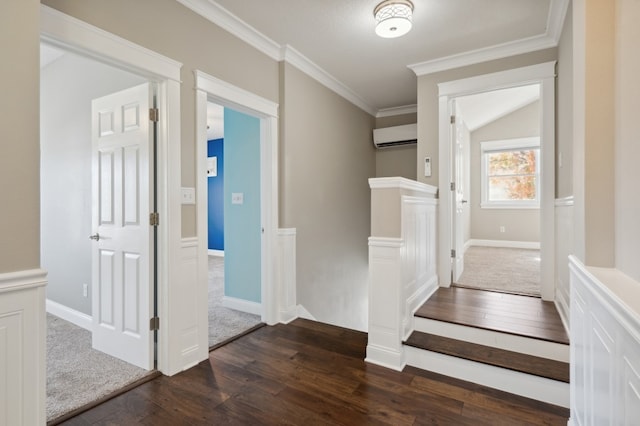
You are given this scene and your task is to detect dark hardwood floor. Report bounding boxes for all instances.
[416,286,569,344]
[59,319,569,425]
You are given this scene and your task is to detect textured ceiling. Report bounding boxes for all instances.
[211,0,558,111]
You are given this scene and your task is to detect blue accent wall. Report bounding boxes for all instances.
[207,138,224,250]
[224,108,261,303]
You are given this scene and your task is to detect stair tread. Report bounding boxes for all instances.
[415,287,570,345]
[405,331,570,383]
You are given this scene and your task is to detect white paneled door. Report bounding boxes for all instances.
[451,100,465,282]
[90,83,154,370]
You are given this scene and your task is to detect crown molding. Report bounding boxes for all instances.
[177,0,569,115]
[376,104,417,118]
[175,0,281,60]
[177,0,377,116]
[409,0,569,76]
[281,45,376,116]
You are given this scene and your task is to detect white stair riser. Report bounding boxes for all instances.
[414,317,569,362]
[405,346,569,408]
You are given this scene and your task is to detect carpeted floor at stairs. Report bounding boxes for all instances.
[456,246,541,296]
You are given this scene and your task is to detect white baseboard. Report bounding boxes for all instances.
[296,304,316,321]
[468,239,540,249]
[405,346,569,407]
[208,249,224,257]
[365,344,406,372]
[46,299,92,331]
[221,296,261,316]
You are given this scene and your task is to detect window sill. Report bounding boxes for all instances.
[480,203,540,210]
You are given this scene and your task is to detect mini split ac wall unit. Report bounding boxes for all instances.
[372,123,417,149]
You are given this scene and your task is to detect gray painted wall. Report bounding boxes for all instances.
[43,0,280,238]
[280,63,375,331]
[469,101,541,242]
[375,113,417,180]
[0,0,40,273]
[41,51,144,315]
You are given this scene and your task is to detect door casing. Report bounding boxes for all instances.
[41,4,184,374]
[437,61,556,301]
[194,70,280,329]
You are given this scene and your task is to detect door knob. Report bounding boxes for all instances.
[89,233,101,241]
[461,200,468,204]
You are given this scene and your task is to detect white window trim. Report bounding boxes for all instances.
[480,137,540,209]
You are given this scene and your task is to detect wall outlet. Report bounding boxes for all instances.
[83,283,88,297]
[500,226,506,233]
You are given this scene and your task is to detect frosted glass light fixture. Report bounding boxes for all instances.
[374,0,414,38]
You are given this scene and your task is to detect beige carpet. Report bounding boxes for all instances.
[46,314,153,422]
[455,246,541,296]
[208,256,262,347]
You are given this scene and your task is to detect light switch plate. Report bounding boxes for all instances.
[231,193,244,205]
[181,187,196,205]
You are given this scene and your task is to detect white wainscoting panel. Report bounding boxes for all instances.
[176,238,208,372]
[366,238,405,370]
[401,196,438,339]
[554,197,573,332]
[277,228,297,323]
[0,269,47,426]
[569,256,640,426]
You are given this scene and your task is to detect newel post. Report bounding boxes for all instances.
[365,177,438,371]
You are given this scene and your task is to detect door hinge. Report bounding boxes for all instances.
[150,317,160,331]
[149,108,159,122]
[450,115,456,124]
[451,249,456,258]
[150,212,159,226]
[450,182,456,191]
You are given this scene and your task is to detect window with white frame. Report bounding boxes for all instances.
[480,137,540,209]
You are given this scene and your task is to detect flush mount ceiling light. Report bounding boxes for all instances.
[374,0,414,38]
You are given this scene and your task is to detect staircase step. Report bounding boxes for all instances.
[405,331,569,383]
[414,316,569,362]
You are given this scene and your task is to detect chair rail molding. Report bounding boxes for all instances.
[569,256,640,425]
[0,268,48,425]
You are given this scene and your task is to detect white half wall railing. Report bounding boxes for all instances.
[569,256,640,426]
[366,177,438,370]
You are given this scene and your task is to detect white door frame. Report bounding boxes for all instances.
[40,5,183,374]
[194,70,279,329]
[437,61,556,300]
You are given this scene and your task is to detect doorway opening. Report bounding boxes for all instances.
[205,102,263,348]
[40,42,158,422]
[437,61,556,301]
[450,84,542,297]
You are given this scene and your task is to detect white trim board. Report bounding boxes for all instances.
[438,61,556,302]
[409,0,569,76]
[222,296,262,316]
[467,239,541,250]
[404,346,569,408]
[46,299,93,331]
[177,0,569,116]
[41,4,185,375]
[208,249,224,257]
[194,69,280,327]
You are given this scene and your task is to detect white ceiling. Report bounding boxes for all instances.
[181,0,568,115]
[456,84,540,132]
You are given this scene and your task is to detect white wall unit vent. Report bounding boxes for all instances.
[373,123,417,148]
